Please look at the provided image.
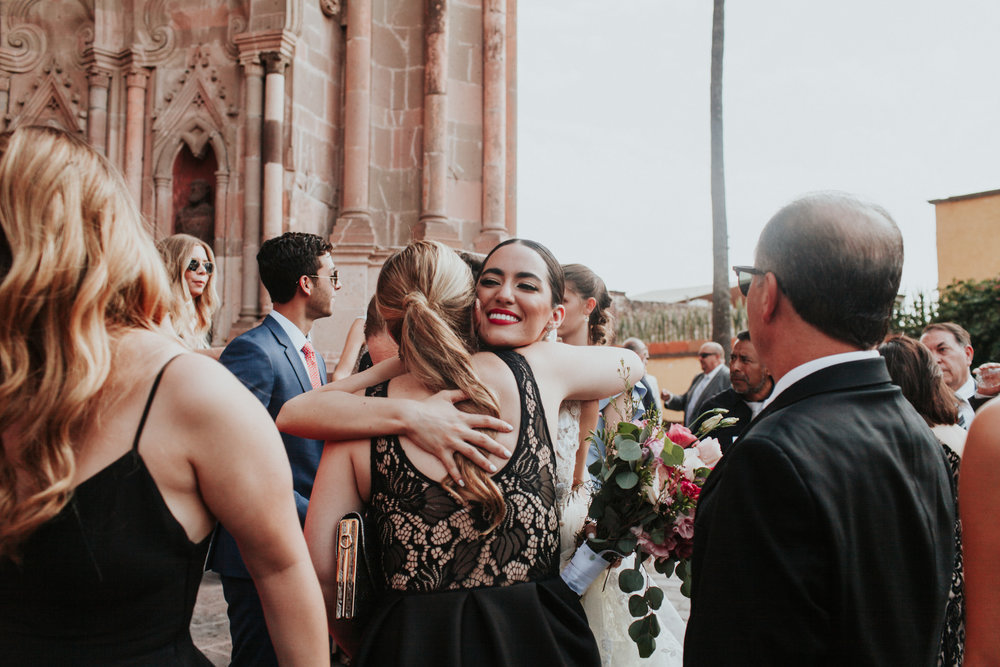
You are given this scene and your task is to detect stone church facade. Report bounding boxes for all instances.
[0,0,517,361]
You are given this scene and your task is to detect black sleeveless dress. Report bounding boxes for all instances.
[0,358,212,666]
[355,350,600,667]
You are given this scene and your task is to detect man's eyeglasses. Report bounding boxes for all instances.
[186,259,214,275]
[307,270,341,288]
[732,265,766,297]
[698,352,716,359]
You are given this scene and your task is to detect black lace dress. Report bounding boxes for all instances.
[938,442,964,667]
[355,350,599,667]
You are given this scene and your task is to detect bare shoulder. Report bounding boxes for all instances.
[967,398,1000,457]
[153,351,272,432]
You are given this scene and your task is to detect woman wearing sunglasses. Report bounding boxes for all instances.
[156,233,219,352]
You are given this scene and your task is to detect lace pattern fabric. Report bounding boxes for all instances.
[937,443,964,667]
[369,350,560,592]
[554,400,582,508]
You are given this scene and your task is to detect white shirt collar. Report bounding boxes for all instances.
[269,310,311,351]
[762,350,880,410]
[955,376,975,401]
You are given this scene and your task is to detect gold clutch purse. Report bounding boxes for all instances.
[335,515,362,619]
[334,511,380,621]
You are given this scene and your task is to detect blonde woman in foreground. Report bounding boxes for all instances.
[960,396,1000,667]
[0,126,328,666]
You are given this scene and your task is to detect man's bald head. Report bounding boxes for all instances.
[754,192,903,349]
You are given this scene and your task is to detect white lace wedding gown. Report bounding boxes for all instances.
[556,402,684,667]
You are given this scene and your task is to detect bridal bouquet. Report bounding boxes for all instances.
[561,401,734,658]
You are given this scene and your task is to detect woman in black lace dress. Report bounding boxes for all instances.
[878,335,965,667]
[303,240,641,665]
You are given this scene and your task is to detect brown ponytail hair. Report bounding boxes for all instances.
[376,241,505,532]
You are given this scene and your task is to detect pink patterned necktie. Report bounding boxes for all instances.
[301,341,322,389]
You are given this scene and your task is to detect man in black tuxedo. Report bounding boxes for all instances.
[920,321,998,428]
[663,341,730,427]
[691,330,772,453]
[685,193,954,665]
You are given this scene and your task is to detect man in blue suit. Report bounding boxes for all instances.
[208,231,340,666]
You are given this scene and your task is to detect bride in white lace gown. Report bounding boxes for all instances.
[557,266,684,667]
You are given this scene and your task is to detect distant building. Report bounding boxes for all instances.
[0,0,517,359]
[929,189,1000,289]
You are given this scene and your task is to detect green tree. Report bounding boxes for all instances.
[709,0,732,358]
[890,292,937,339]
[936,278,1000,367]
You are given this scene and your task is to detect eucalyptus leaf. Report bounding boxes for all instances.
[619,421,640,437]
[616,470,639,489]
[661,441,684,466]
[616,536,638,554]
[616,438,642,462]
[675,559,690,579]
[645,585,664,610]
[649,614,661,637]
[587,458,603,477]
[628,618,645,642]
[637,634,655,658]
[628,594,648,617]
[618,568,644,593]
[680,577,692,598]
[653,558,676,577]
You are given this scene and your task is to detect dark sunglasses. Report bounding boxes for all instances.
[698,352,717,359]
[732,265,766,297]
[307,270,341,288]
[186,259,214,275]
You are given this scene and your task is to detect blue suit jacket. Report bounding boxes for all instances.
[207,314,327,579]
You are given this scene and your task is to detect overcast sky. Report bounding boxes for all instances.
[516,0,1000,299]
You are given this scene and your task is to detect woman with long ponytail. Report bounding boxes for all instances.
[296,240,642,665]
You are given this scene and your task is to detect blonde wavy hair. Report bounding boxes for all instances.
[376,241,506,532]
[156,233,219,349]
[0,126,171,559]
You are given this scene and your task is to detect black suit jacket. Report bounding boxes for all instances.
[666,366,731,427]
[684,358,954,666]
[690,388,752,454]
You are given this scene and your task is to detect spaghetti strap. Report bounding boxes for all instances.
[131,355,184,452]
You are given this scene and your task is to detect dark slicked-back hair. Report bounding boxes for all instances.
[257,232,333,304]
[755,192,903,349]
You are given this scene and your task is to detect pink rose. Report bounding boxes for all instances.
[644,437,665,458]
[674,513,695,539]
[667,423,699,448]
[694,437,723,467]
[632,526,676,559]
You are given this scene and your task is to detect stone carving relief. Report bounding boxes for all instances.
[319,0,342,20]
[8,58,84,133]
[135,0,177,65]
[0,0,47,74]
